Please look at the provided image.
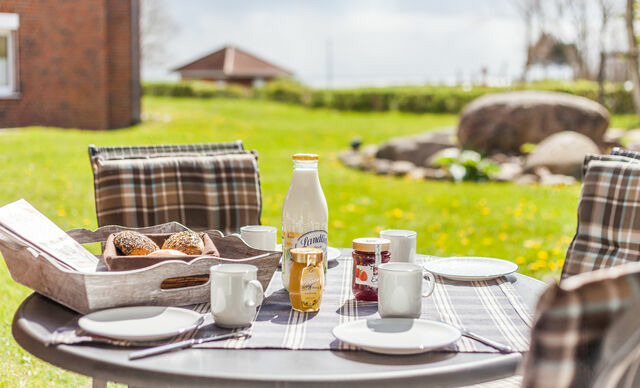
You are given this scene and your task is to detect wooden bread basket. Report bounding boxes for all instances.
[0,222,282,314]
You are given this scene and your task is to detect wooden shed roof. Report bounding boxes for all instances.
[173,46,293,78]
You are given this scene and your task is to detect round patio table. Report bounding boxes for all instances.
[12,250,545,388]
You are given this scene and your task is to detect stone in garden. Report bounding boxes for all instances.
[390,161,416,176]
[457,91,609,153]
[425,147,460,168]
[493,162,523,182]
[514,174,538,185]
[376,127,456,165]
[540,174,576,186]
[621,129,640,152]
[603,128,626,148]
[360,144,379,159]
[524,131,600,179]
[423,167,448,180]
[372,159,392,175]
[337,150,363,169]
[406,167,427,180]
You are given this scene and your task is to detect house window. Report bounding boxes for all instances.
[0,13,19,97]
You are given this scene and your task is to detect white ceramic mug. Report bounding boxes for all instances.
[377,262,436,318]
[240,225,278,251]
[210,264,264,328]
[380,229,417,263]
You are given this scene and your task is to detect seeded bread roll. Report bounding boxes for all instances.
[162,231,205,255]
[148,249,188,257]
[113,231,159,256]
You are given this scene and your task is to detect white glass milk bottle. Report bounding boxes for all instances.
[282,154,329,291]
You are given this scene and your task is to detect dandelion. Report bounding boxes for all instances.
[552,248,563,256]
[537,251,549,260]
[374,225,385,234]
[346,204,356,213]
[57,206,66,217]
[332,220,345,229]
[499,232,508,241]
[482,237,493,246]
[524,240,536,249]
[83,218,91,226]
[451,200,460,208]
[392,208,403,218]
[515,256,526,264]
[461,238,469,246]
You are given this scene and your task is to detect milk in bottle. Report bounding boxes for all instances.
[282,154,329,291]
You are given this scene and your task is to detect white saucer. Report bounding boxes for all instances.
[423,257,518,281]
[276,245,341,262]
[79,306,203,341]
[332,318,461,355]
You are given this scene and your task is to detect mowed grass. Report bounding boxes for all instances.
[2,96,630,386]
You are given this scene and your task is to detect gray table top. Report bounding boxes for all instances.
[12,252,546,388]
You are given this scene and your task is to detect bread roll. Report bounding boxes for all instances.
[148,249,188,257]
[113,231,159,256]
[162,231,205,255]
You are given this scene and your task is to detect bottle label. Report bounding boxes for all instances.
[300,265,323,307]
[354,264,378,287]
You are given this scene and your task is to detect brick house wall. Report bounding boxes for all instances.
[0,0,140,130]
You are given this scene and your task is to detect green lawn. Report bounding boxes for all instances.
[1,96,630,386]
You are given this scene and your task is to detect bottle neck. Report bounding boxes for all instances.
[293,159,319,170]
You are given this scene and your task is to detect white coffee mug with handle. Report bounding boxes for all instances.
[239,225,278,251]
[378,262,436,318]
[210,264,264,328]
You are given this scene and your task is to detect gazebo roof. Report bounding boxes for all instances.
[173,46,293,78]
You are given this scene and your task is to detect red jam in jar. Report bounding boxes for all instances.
[351,237,391,301]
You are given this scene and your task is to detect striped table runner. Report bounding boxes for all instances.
[189,253,534,353]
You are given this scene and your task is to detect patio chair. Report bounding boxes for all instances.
[561,151,640,279]
[522,262,640,388]
[88,142,262,234]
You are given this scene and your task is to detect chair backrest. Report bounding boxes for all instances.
[561,153,640,279]
[522,262,640,388]
[88,142,262,234]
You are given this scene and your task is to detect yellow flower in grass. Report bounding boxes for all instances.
[374,225,385,234]
[346,204,357,213]
[451,200,460,208]
[499,232,508,241]
[332,220,345,229]
[515,256,526,265]
[482,237,493,246]
[461,238,469,246]
[83,218,92,226]
[524,240,536,249]
[57,206,66,217]
[392,208,403,218]
[537,251,549,260]
[480,207,491,216]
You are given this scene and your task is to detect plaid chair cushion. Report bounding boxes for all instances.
[90,145,262,234]
[562,159,640,279]
[610,147,640,160]
[522,262,640,388]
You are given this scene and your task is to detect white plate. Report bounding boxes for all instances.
[79,306,203,341]
[332,318,461,355]
[276,245,341,262]
[423,257,518,281]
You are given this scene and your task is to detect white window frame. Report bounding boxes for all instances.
[0,13,19,98]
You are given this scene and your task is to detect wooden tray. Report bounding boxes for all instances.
[0,222,281,314]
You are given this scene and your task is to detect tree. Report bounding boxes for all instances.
[140,0,177,71]
[625,0,640,118]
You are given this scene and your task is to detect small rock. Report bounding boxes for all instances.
[337,150,363,169]
[540,174,576,186]
[360,144,379,159]
[423,167,448,180]
[524,131,601,179]
[372,159,392,175]
[533,166,552,178]
[406,167,427,180]
[489,153,511,164]
[604,128,626,145]
[514,174,538,185]
[390,161,416,176]
[493,162,523,182]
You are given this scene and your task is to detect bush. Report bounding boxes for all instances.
[143,79,636,114]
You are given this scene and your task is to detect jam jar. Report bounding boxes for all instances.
[351,237,391,301]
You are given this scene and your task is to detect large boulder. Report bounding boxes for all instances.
[524,131,600,178]
[376,127,456,165]
[458,91,609,154]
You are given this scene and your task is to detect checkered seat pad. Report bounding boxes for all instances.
[89,143,262,234]
[522,263,640,388]
[561,156,640,279]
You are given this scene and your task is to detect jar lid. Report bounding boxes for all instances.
[352,237,390,252]
[290,247,323,264]
[292,153,319,161]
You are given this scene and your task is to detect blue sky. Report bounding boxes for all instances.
[149,0,526,87]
